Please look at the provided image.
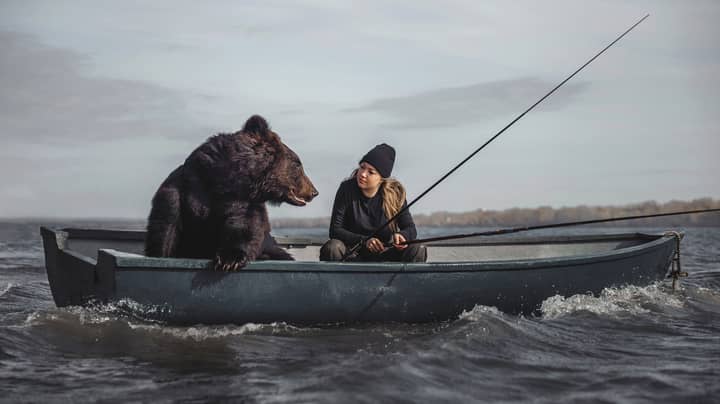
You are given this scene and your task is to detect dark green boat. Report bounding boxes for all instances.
[40,227,681,325]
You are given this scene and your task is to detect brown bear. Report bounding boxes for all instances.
[144,115,318,271]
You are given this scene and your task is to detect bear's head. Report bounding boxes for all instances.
[241,115,319,206]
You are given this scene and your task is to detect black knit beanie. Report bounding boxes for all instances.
[359,143,396,178]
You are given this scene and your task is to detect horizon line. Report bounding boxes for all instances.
[2,197,717,222]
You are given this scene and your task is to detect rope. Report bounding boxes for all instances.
[664,231,687,291]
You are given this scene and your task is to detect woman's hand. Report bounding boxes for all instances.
[392,233,408,250]
[365,237,385,254]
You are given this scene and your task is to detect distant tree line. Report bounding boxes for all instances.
[271,198,720,228]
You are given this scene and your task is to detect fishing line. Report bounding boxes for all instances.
[343,14,650,260]
[401,208,720,245]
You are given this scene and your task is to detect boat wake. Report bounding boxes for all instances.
[126,321,309,340]
[455,283,687,323]
[23,306,114,327]
[457,304,505,321]
[540,283,684,319]
[22,299,316,341]
[454,304,531,341]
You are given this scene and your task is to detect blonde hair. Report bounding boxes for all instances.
[349,169,406,232]
[380,178,406,232]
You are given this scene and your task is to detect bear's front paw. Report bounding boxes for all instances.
[212,253,248,272]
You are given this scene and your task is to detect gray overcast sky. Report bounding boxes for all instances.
[1,0,718,219]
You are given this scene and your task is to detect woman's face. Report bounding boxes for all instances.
[356,162,382,193]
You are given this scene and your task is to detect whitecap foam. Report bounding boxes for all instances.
[18,301,317,345]
[22,298,311,340]
[540,283,684,319]
[0,282,14,297]
[20,300,155,328]
[24,311,44,325]
[76,310,114,325]
[110,298,171,317]
[22,306,106,326]
[452,305,539,342]
[457,305,504,321]
[127,321,304,340]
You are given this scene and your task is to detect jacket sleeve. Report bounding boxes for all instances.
[329,182,366,246]
[395,200,417,241]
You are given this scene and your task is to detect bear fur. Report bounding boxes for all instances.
[144,115,318,270]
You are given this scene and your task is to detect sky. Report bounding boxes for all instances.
[1,0,718,219]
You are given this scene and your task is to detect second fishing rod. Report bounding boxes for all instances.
[341,14,651,261]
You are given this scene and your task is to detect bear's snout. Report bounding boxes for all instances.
[287,176,318,207]
[304,183,319,200]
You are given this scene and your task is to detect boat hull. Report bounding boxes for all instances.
[40,227,679,324]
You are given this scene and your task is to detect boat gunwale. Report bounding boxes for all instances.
[99,233,678,274]
[59,227,662,247]
[43,227,679,273]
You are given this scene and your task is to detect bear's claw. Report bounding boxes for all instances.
[212,255,248,272]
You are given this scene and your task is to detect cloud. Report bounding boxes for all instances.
[0,30,200,146]
[344,77,590,129]
[0,31,209,217]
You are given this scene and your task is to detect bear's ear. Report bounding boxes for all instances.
[242,115,270,135]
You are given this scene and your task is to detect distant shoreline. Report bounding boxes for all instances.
[274,198,720,228]
[3,198,719,228]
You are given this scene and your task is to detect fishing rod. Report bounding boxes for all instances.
[342,14,650,260]
[398,208,720,245]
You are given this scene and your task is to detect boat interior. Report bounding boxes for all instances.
[56,228,661,263]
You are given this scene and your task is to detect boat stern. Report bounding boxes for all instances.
[40,226,101,307]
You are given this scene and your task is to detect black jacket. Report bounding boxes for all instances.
[329,178,417,246]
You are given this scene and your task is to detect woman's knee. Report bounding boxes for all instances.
[403,244,427,263]
[320,239,347,261]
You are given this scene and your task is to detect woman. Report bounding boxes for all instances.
[320,143,427,262]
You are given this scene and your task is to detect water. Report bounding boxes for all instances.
[1,221,719,403]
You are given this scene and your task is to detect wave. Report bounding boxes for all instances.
[539,283,684,318]
[127,321,308,340]
[0,251,39,259]
[21,299,316,341]
[454,283,686,323]
[453,304,537,343]
[457,304,506,321]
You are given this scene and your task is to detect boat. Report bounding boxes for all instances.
[39,226,682,325]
